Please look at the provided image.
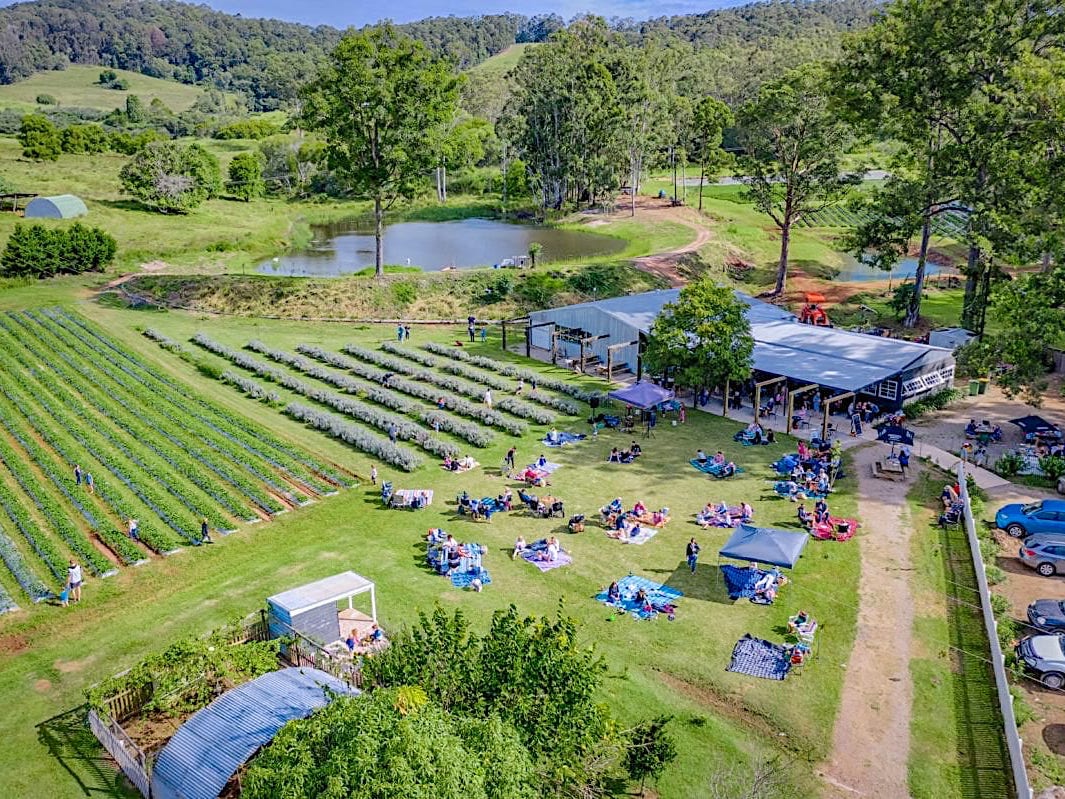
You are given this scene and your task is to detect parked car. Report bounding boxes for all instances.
[1019,537,1065,577]
[996,499,1065,538]
[1016,634,1065,689]
[1027,599,1065,634]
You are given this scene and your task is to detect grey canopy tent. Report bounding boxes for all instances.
[718,524,809,569]
[606,381,675,410]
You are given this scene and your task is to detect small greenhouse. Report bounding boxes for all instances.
[24,194,88,219]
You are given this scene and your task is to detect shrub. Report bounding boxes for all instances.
[393,281,417,306]
[1039,455,1065,482]
[0,223,117,278]
[225,151,265,202]
[994,452,1025,478]
[213,117,283,140]
[60,123,109,154]
[17,114,60,160]
[902,388,961,419]
[35,94,57,105]
[119,140,222,213]
[286,403,422,471]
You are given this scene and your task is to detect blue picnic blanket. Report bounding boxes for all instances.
[451,567,492,589]
[720,564,771,599]
[595,575,683,619]
[691,459,743,477]
[726,634,792,680]
[773,481,828,500]
[772,454,800,474]
[543,432,586,448]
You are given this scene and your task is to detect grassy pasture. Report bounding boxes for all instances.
[0,66,214,113]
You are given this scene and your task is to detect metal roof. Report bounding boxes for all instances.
[530,289,951,392]
[150,667,356,799]
[267,571,375,615]
[24,194,87,219]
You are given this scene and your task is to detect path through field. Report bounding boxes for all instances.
[820,445,915,798]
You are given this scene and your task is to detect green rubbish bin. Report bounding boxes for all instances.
[977,378,989,395]
[969,379,980,396]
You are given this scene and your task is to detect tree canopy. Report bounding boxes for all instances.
[119,140,221,213]
[300,26,462,277]
[643,280,754,396]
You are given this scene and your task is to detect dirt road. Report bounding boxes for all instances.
[820,445,915,798]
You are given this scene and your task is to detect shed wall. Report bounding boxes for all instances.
[529,307,641,371]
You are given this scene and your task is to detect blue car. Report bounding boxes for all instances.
[996,499,1065,539]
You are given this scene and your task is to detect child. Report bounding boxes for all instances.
[370,465,378,486]
[59,587,69,608]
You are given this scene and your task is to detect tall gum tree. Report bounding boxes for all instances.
[736,64,857,297]
[300,27,461,277]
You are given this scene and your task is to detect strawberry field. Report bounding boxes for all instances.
[0,309,356,612]
[797,203,969,237]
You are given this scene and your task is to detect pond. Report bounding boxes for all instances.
[258,217,627,277]
[834,256,959,283]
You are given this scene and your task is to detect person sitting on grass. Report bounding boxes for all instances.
[498,487,513,511]
[814,498,829,524]
[797,503,813,530]
[739,502,754,522]
[633,499,648,517]
[817,471,831,495]
[697,503,716,528]
[512,535,527,559]
[536,454,548,468]
[608,447,622,463]
[545,536,560,561]
[630,441,642,457]
[459,454,476,470]
[547,427,560,444]
[696,449,709,464]
[607,581,621,603]
[651,508,669,526]
[721,461,737,478]
[634,587,648,605]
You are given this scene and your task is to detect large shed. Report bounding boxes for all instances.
[528,289,955,408]
[24,194,88,219]
[267,571,378,645]
[150,667,356,799]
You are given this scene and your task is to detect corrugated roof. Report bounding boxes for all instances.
[267,571,375,615]
[151,667,356,799]
[24,194,87,219]
[530,289,951,392]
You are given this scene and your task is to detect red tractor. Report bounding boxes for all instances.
[799,293,831,326]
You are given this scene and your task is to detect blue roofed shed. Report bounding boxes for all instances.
[150,667,356,799]
[24,194,88,219]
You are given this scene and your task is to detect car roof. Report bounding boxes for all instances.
[1026,535,1065,547]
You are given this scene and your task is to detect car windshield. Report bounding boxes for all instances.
[1023,501,1045,514]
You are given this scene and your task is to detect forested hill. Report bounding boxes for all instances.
[0,0,879,110]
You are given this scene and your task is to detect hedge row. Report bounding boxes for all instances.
[295,346,495,448]
[0,521,51,601]
[192,334,440,467]
[286,403,423,472]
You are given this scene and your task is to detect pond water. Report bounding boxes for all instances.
[833,256,959,283]
[257,217,626,277]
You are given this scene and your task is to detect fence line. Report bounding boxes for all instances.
[957,463,1031,799]
[88,709,151,798]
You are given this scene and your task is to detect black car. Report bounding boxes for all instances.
[1028,599,1065,634]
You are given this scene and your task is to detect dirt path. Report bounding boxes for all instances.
[820,445,915,798]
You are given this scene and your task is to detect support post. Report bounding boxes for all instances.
[501,320,507,351]
[753,375,788,429]
[822,391,855,441]
[606,349,613,381]
[579,337,585,373]
[370,586,377,623]
[785,383,819,433]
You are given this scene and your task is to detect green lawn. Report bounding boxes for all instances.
[907,472,1013,799]
[0,66,215,113]
[0,302,859,798]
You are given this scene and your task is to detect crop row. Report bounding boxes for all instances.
[380,342,580,417]
[0,339,198,551]
[0,393,148,565]
[350,343,557,425]
[292,346,495,448]
[194,334,456,461]
[421,342,601,404]
[0,419,111,576]
[0,521,51,600]
[8,312,296,510]
[0,583,16,614]
[0,319,252,533]
[142,328,186,353]
[0,463,68,581]
[285,403,423,471]
[222,371,280,403]
[43,309,350,491]
[303,345,526,437]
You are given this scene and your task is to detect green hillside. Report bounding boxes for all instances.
[0,66,214,113]
[465,43,534,79]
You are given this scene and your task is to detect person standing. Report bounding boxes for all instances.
[483,388,492,409]
[686,538,701,573]
[201,518,213,544]
[480,326,487,343]
[516,378,524,395]
[468,323,476,342]
[504,446,516,472]
[84,471,94,494]
[127,518,139,541]
[396,324,405,342]
[73,464,82,485]
[370,465,378,486]
[66,560,82,603]
[404,324,411,341]
[388,422,397,442]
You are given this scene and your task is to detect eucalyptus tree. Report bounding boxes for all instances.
[300,26,462,276]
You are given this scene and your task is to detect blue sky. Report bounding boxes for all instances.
[0,1,753,27]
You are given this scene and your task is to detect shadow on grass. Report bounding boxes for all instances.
[647,561,733,605]
[36,705,134,798]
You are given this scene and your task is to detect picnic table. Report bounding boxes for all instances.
[872,458,905,481]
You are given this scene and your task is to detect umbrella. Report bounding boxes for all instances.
[1010,415,1062,438]
[876,425,915,446]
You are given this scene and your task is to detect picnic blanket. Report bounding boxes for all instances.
[527,460,562,474]
[595,575,683,620]
[773,481,828,500]
[392,489,434,508]
[691,460,744,477]
[813,516,858,541]
[608,524,658,546]
[720,564,771,599]
[543,432,585,448]
[726,634,792,680]
[520,544,572,572]
[697,506,743,528]
[451,567,492,589]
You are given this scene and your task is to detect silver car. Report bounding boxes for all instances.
[1016,634,1065,689]
[1019,537,1065,577]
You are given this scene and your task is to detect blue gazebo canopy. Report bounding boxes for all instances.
[719,524,809,569]
[607,381,675,410]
